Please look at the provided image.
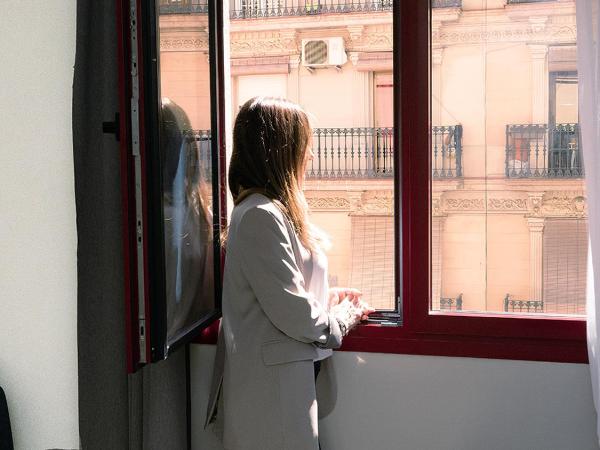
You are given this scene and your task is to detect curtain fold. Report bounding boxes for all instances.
[576,0,600,444]
[73,0,188,447]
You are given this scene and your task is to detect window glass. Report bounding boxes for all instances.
[158,0,216,348]
[430,0,586,316]
[229,2,397,310]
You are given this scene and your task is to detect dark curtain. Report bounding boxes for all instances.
[73,1,187,448]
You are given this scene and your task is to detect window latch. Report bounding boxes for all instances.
[102,112,120,141]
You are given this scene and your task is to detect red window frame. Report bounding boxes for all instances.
[198,0,587,364]
[341,0,587,364]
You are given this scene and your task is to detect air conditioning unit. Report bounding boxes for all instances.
[301,37,347,68]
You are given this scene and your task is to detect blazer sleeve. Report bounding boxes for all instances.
[237,206,343,349]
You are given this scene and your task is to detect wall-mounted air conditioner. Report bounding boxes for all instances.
[301,37,347,68]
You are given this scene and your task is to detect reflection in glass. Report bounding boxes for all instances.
[160,99,214,345]
[158,4,215,348]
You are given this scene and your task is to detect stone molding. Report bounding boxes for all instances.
[306,196,352,210]
[231,31,299,57]
[540,191,587,218]
[487,198,528,211]
[160,36,209,52]
[356,191,394,215]
[444,198,485,211]
[304,190,586,219]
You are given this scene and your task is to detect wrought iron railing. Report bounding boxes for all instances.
[507,0,553,3]
[306,127,393,178]
[504,294,544,313]
[505,123,583,178]
[160,0,462,17]
[439,293,463,311]
[159,0,209,14]
[306,125,462,179]
[432,125,463,178]
[230,0,392,19]
[432,0,462,7]
[186,130,212,180]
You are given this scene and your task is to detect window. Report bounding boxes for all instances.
[119,0,226,370]
[151,0,587,362]
[343,0,586,363]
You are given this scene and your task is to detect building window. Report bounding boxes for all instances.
[543,218,588,315]
[155,0,588,362]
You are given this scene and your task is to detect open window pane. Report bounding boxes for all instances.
[228,3,397,310]
[430,0,586,316]
[154,0,217,356]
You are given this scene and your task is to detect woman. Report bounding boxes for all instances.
[205,97,375,450]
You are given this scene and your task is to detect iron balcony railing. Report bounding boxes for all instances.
[159,0,461,17]
[504,294,544,313]
[437,293,463,311]
[185,130,212,180]
[507,0,554,4]
[505,123,583,178]
[432,0,462,7]
[306,125,463,179]
[230,0,392,19]
[159,0,209,14]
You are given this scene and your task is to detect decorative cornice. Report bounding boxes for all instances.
[349,24,392,51]
[487,198,528,211]
[306,196,352,210]
[356,191,394,215]
[444,198,485,211]
[160,36,209,52]
[230,33,299,57]
[434,22,576,46]
[541,191,587,218]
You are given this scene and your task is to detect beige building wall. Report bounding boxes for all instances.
[160,51,211,129]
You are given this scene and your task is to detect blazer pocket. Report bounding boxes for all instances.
[261,339,319,366]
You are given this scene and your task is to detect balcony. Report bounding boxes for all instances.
[504,295,544,313]
[230,0,392,19]
[159,0,462,17]
[505,123,583,178]
[434,293,463,311]
[506,0,554,3]
[159,0,208,14]
[306,125,462,179]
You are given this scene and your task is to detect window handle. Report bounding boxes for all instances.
[102,112,120,141]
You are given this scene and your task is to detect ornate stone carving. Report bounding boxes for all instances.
[434,23,576,46]
[160,37,209,52]
[444,198,484,211]
[231,32,298,57]
[487,198,528,211]
[349,25,392,51]
[541,192,587,218]
[526,193,544,217]
[357,191,394,215]
[306,196,351,210]
[346,25,364,42]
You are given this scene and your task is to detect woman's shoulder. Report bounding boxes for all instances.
[232,193,285,227]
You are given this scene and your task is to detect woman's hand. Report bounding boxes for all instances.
[355,299,376,321]
[330,296,376,335]
[328,287,362,308]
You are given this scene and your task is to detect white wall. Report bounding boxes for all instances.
[0,1,79,449]
[191,345,599,450]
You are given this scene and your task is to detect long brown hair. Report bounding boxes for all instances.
[229,96,320,251]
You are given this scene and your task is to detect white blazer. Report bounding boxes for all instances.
[205,193,343,450]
